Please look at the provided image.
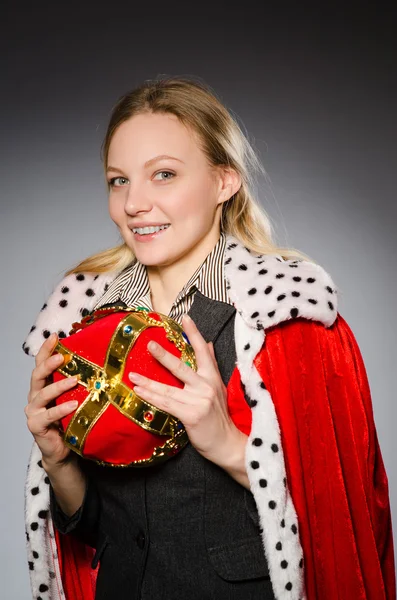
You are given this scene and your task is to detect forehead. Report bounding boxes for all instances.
[108,112,204,164]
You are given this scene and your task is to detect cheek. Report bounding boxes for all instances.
[108,196,124,223]
[173,184,215,221]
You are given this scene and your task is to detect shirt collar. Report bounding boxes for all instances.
[117,232,230,309]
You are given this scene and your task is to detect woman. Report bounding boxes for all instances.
[22,77,395,600]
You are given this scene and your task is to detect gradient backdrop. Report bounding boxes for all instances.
[2,5,396,598]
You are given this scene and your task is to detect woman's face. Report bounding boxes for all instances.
[107,112,237,267]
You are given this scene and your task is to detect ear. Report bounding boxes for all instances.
[215,166,242,206]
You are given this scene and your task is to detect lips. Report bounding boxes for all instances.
[131,225,170,242]
[130,223,170,231]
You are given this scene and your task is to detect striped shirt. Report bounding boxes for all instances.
[93,233,233,324]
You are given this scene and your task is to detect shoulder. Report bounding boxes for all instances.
[224,241,338,332]
[257,312,370,404]
[22,270,120,357]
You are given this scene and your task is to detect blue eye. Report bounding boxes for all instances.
[154,170,175,181]
[108,176,129,187]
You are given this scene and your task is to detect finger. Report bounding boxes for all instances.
[145,341,198,385]
[28,377,79,414]
[131,384,184,420]
[181,314,214,371]
[27,400,78,435]
[35,332,58,368]
[132,384,208,429]
[30,351,67,398]
[207,342,216,363]
[128,372,186,403]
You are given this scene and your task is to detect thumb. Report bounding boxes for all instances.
[207,341,216,364]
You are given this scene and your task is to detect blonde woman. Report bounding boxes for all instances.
[22,77,395,600]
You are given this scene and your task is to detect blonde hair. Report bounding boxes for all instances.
[66,76,314,276]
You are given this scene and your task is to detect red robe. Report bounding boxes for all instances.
[54,313,395,599]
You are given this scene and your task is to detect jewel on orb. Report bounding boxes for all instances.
[143,411,154,422]
[185,360,192,368]
[94,380,102,390]
[170,445,180,455]
[69,436,78,446]
[182,331,191,345]
[136,306,149,312]
[123,324,133,335]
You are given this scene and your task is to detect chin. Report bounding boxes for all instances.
[133,246,177,267]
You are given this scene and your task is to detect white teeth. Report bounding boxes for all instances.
[132,224,170,235]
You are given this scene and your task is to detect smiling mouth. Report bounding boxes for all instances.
[131,224,171,241]
[131,224,170,235]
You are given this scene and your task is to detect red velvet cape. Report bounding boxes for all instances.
[55,314,396,599]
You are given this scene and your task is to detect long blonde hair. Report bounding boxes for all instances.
[66,76,314,276]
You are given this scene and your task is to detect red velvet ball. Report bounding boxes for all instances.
[52,308,192,467]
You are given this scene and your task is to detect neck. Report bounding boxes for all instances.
[147,228,222,315]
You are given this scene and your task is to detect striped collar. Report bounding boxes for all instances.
[92,232,232,312]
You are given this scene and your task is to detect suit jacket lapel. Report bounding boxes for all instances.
[187,289,236,345]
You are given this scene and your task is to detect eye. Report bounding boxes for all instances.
[153,170,175,181]
[108,176,129,187]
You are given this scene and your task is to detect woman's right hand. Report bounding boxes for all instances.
[25,331,80,469]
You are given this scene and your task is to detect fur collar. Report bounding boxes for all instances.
[22,234,337,357]
[22,234,338,600]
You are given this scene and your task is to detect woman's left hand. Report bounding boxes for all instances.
[128,313,248,476]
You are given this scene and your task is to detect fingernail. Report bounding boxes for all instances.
[183,314,191,322]
[148,341,158,351]
[66,376,79,384]
[129,372,142,382]
[66,400,79,409]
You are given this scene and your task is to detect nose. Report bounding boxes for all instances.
[124,186,154,215]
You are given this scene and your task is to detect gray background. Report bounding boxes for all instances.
[2,5,396,598]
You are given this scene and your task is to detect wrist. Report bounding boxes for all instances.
[213,427,251,489]
[42,454,79,477]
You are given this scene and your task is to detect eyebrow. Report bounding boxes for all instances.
[107,155,184,173]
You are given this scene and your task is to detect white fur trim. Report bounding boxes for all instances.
[22,235,338,599]
[22,270,120,358]
[25,442,64,599]
[235,312,306,599]
[223,237,337,331]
